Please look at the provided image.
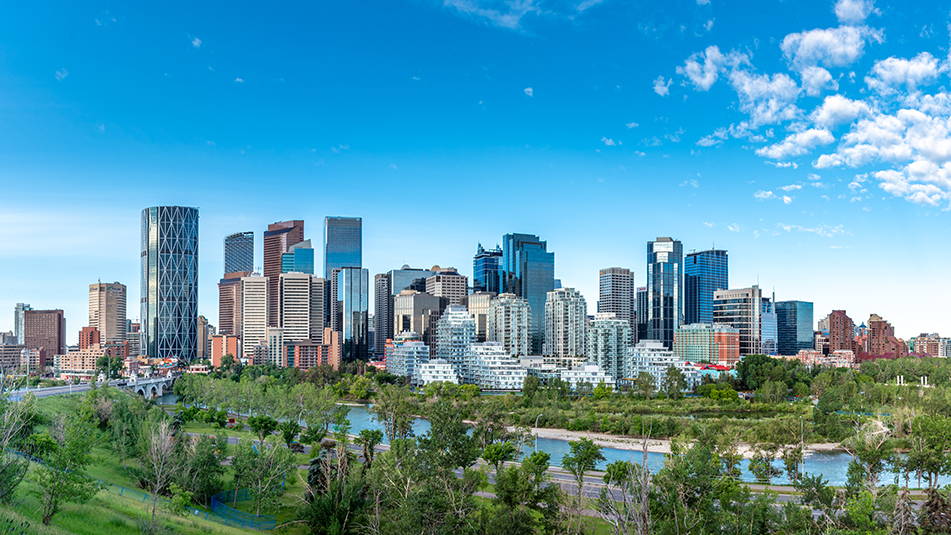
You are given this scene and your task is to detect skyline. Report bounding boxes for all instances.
[2,0,950,343]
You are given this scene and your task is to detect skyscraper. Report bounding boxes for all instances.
[336,267,369,361]
[279,273,326,343]
[324,217,362,279]
[488,293,531,357]
[393,290,444,352]
[776,301,814,355]
[140,206,199,361]
[89,282,127,343]
[500,233,554,354]
[224,231,254,274]
[241,274,269,359]
[426,267,468,305]
[713,286,762,356]
[373,266,436,355]
[463,292,496,342]
[282,240,315,274]
[14,303,32,345]
[473,244,502,294]
[585,313,632,382]
[24,309,66,355]
[264,220,304,327]
[544,288,587,358]
[635,287,647,342]
[684,249,728,325]
[218,271,250,336]
[598,268,634,327]
[646,237,683,350]
[761,295,777,356]
[828,310,855,353]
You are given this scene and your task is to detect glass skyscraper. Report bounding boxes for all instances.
[223,231,254,274]
[761,296,777,356]
[684,249,728,325]
[281,239,315,274]
[647,237,683,350]
[140,206,199,361]
[324,217,362,278]
[473,243,502,294]
[499,233,554,354]
[776,300,815,355]
[336,267,369,361]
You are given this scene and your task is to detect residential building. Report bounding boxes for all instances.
[323,216,362,279]
[393,290,445,352]
[79,326,100,350]
[336,267,369,361]
[560,362,614,391]
[279,272,326,342]
[127,322,140,357]
[435,305,477,380]
[240,274,269,359]
[674,323,741,367]
[867,314,908,357]
[0,346,27,371]
[264,220,304,327]
[828,310,855,354]
[585,313,632,381]
[466,342,527,390]
[24,309,66,355]
[473,244,502,294]
[282,239,315,274]
[210,334,240,367]
[499,233,554,354]
[916,334,941,357]
[416,359,459,386]
[625,340,701,392]
[140,206,199,360]
[713,286,763,356]
[488,293,531,357]
[54,344,108,381]
[224,231,254,274]
[14,303,32,344]
[373,266,437,355]
[267,327,284,367]
[598,268,635,327]
[218,271,250,336]
[390,341,431,382]
[544,288,587,358]
[89,282,127,343]
[464,292,496,342]
[775,301,814,355]
[284,329,341,370]
[646,237,683,350]
[426,267,468,305]
[383,331,421,373]
[684,249,728,325]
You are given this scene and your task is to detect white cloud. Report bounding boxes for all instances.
[601,137,616,146]
[54,69,68,81]
[777,223,847,237]
[754,190,776,200]
[625,122,639,128]
[703,221,714,227]
[192,37,202,48]
[766,161,799,169]
[727,223,742,232]
[524,87,533,97]
[834,0,878,25]
[728,71,800,126]
[756,128,835,159]
[800,66,838,97]
[653,76,671,96]
[781,25,880,71]
[780,184,803,191]
[443,0,538,30]
[704,19,714,32]
[783,195,794,204]
[676,46,748,91]
[389,163,398,169]
[234,78,244,83]
[865,53,943,95]
[811,94,871,128]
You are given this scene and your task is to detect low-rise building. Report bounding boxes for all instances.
[674,323,741,367]
[416,359,459,386]
[624,340,700,392]
[466,342,527,390]
[54,344,108,380]
[560,362,614,391]
[390,341,431,383]
[283,328,341,370]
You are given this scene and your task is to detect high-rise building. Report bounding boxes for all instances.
[218,271,251,336]
[585,312,632,382]
[224,231,254,274]
[79,326,100,350]
[635,287,647,342]
[500,233,554,354]
[323,217,362,279]
[674,323,740,367]
[89,282,127,344]
[488,293,531,357]
[24,309,66,356]
[279,273,326,343]
[240,275,269,359]
[435,305,477,380]
[282,240,315,274]
[264,220,304,327]
[336,267,369,362]
[140,206,199,361]
[127,322,140,357]
[646,237,683,350]
[14,303,32,345]
[828,310,855,354]
[197,315,209,362]
[373,266,437,355]
[598,268,635,327]
[775,301,814,355]
[473,244,502,294]
[867,314,907,357]
[761,295,777,356]
[684,249,728,326]
[393,290,444,352]
[713,286,762,356]
[426,267,468,305]
[463,292,496,342]
[544,288,587,358]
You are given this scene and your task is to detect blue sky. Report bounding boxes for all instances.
[1,0,949,343]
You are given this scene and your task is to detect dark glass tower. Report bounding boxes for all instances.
[141,206,199,361]
[223,231,254,274]
[684,249,728,325]
[646,237,682,350]
[473,243,502,294]
[776,301,815,355]
[324,217,362,279]
[336,267,369,361]
[500,233,554,354]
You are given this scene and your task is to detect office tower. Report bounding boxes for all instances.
[224,231,254,274]
[14,304,32,344]
[336,267,369,362]
[828,310,855,353]
[197,315,209,362]
[127,322,140,357]
[463,292,496,342]
[867,314,907,357]
[598,268,635,327]
[24,309,66,356]
[761,295,778,356]
[241,275,269,359]
[684,249,728,325]
[775,301,814,355]
[279,273,326,343]
[499,233,554,354]
[713,286,763,356]
[218,271,250,336]
[585,312,632,382]
[674,323,741,367]
[426,267,468,305]
[79,326,100,350]
[89,282,127,344]
[473,244,502,294]
[646,237,683,350]
[635,287,647,342]
[393,290,444,353]
[141,207,199,361]
[544,288,587,358]
[488,293,531,356]
[282,240,315,274]
[373,266,437,354]
[264,220,304,327]
[323,217,362,279]
[435,305,477,380]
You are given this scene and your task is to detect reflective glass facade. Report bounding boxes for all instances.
[684,249,728,325]
[281,240,315,274]
[500,233,554,354]
[776,300,814,355]
[761,297,777,356]
[140,206,199,361]
[337,267,369,361]
[323,217,362,278]
[223,231,254,274]
[647,238,683,350]
[473,244,502,294]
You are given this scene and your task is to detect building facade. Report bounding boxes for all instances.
[435,305,477,381]
[465,342,527,390]
[488,293,532,357]
[464,292,495,342]
[426,268,468,305]
[761,296,777,356]
[263,220,304,327]
[393,290,444,352]
[598,268,635,328]
[828,310,856,354]
[625,340,701,392]
[585,313,632,382]
[218,271,250,336]
[240,274,269,359]
[713,286,763,356]
[775,301,814,355]
[282,239,315,274]
[390,341,431,383]
[224,231,254,274]
[336,267,369,361]
[279,273,326,343]
[473,244,502,294]
[673,323,741,367]
[14,303,32,345]
[499,233,554,354]
[646,237,683,350]
[373,266,436,355]
[560,362,614,391]
[89,282,127,344]
[416,359,459,386]
[323,216,362,279]
[868,314,908,357]
[544,288,587,359]
[684,249,728,326]
[24,309,66,356]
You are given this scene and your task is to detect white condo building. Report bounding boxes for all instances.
[416,358,459,386]
[279,273,326,343]
[240,275,269,359]
[560,362,614,391]
[544,288,587,359]
[390,340,431,383]
[488,293,531,357]
[625,340,700,392]
[466,342,527,390]
[586,312,632,382]
[435,305,477,380]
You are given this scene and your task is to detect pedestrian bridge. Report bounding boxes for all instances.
[123,375,175,399]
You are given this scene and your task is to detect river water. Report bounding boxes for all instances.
[156,393,940,487]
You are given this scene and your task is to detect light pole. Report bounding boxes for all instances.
[534,414,541,453]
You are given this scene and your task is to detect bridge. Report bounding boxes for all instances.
[123,374,176,399]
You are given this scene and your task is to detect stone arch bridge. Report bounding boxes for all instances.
[123,375,176,399]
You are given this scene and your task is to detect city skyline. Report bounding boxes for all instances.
[2,0,950,343]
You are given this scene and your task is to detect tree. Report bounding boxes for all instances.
[487,451,562,535]
[597,438,653,535]
[522,375,541,402]
[0,393,36,504]
[593,381,613,400]
[279,420,300,448]
[140,421,177,535]
[247,415,279,443]
[175,433,228,507]
[356,429,384,472]
[483,441,517,477]
[561,437,605,534]
[232,436,296,515]
[661,366,685,400]
[634,372,655,399]
[369,384,415,442]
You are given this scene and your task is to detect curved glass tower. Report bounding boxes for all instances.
[141,206,199,361]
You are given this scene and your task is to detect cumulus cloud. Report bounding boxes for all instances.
[835,0,878,25]
[601,137,616,146]
[234,78,244,83]
[811,95,871,128]
[783,195,794,204]
[865,53,943,95]
[800,66,838,97]
[653,76,671,96]
[781,25,880,71]
[756,129,835,159]
[780,184,803,191]
[676,46,748,91]
[55,69,68,81]
[754,190,776,200]
[524,87,533,97]
[192,37,202,48]
[626,122,639,128]
[728,71,800,126]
